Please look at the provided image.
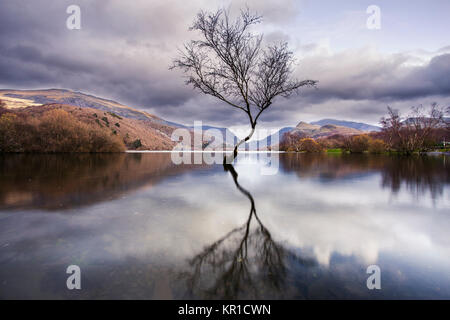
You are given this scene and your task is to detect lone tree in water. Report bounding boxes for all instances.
[171,8,317,159]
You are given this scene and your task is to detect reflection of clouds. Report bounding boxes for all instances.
[1,156,449,277]
[245,171,449,268]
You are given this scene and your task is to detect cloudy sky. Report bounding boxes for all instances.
[0,0,449,130]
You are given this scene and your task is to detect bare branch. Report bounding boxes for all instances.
[171,8,317,155]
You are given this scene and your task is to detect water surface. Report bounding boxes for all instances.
[0,153,449,299]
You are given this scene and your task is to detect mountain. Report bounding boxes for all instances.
[0,89,241,151]
[0,89,189,150]
[212,121,364,150]
[246,126,294,150]
[310,119,380,132]
[245,122,364,150]
[189,125,239,147]
[0,89,162,120]
[296,121,321,131]
[245,119,379,149]
[290,122,363,139]
[0,88,385,151]
[1,103,179,150]
[403,117,450,127]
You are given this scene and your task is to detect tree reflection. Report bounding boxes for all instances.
[380,155,449,200]
[280,153,449,200]
[0,153,202,210]
[182,162,315,299]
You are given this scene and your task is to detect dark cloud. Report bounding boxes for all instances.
[297,50,450,103]
[0,0,449,128]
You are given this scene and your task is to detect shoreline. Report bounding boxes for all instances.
[0,150,448,155]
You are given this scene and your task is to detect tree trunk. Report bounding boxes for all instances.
[224,125,256,164]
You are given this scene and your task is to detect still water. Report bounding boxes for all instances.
[0,153,449,299]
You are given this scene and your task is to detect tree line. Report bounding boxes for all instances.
[280,104,449,154]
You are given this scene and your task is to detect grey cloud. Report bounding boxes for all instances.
[0,1,449,127]
[297,49,450,104]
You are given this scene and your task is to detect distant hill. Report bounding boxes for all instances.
[236,121,365,150]
[290,121,363,138]
[0,89,202,150]
[310,119,380,132]
[0,88,387,151]
[246,126,294,150]
[0,88,170,123]
[245,122,364,150]
[189,125,239,148]
[1,103,180,150]
[0,89,245,151]
[403,117,450,127]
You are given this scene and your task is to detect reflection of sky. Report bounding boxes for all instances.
[0,154,449,298]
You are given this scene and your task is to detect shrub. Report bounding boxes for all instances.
[0,113,20,152]
[345,135,370,153]
[101,116,109,126]
[298,138,324,153]
[0,108,125,152]
[368,138,387,154]
[316,134,347,150]
[132,139,142,149]
[108,112,123,119]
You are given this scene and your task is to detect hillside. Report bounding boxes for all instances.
[0,89,163,122]
[246,127,294,150]
[0,103,179,151]
[247,120,370,150]
[286,121,362,139]
[0,89,237,151]
[0,89,193,150]
[310,119,380,132]
[245,122,364,150]
[190,125,239,148]
[0,89,386,151]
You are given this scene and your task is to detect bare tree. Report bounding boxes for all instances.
[380,103,448,153]
[171,8,317,159]
[380,106,402,151]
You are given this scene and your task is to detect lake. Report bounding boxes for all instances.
[0,152,449,299]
